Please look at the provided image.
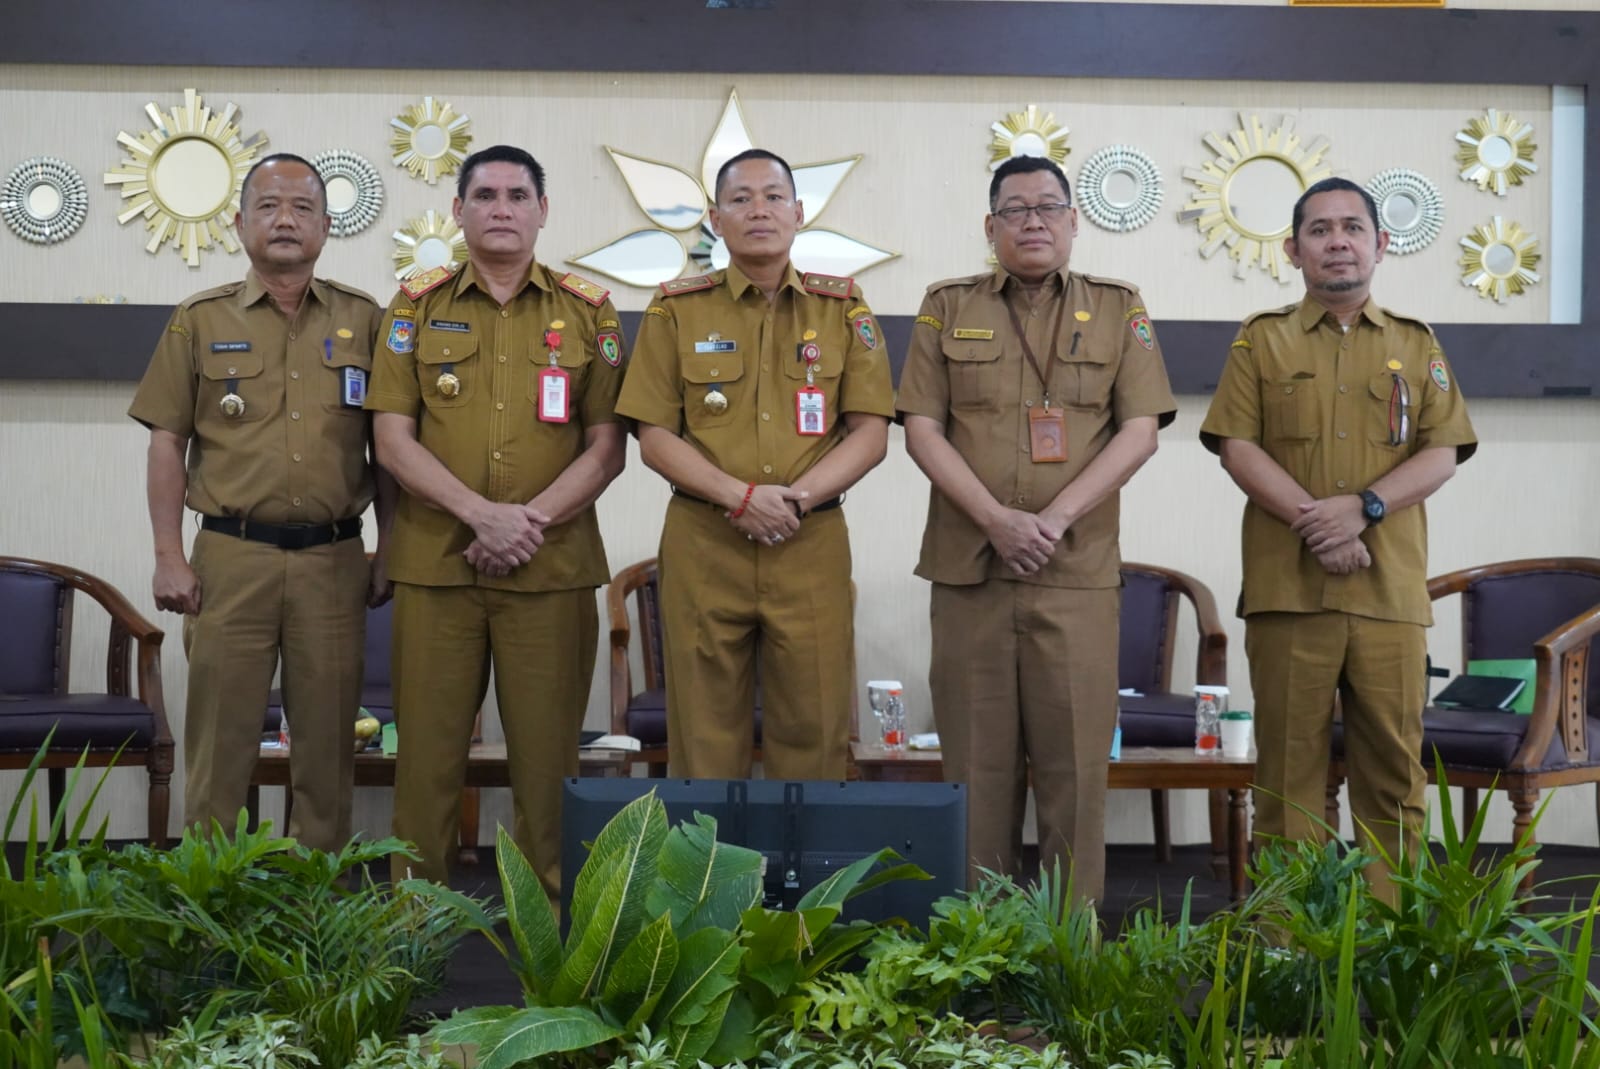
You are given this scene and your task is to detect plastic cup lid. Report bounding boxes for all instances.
[1194,685,1231,696]
[867,680,903,690]
[1220,710,1252,720]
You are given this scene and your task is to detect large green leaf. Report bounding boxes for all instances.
[700,987,761,1065]
[601,910,680,1031]
[669,983,737,1066]
[435,1005,622,1069]
[495,824,562,997]
[553,792,670,1003]
[795,848,924,912]
[651,928,745,1037]
[647,813,764,935]
[737,904,841,997]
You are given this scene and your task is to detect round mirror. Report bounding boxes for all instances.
[313,150,384,237]
[1382,192,1419,231]
[1482,241,1518,277]
[26,182,62,219]
[2,156,89,245]
[1010,131,1048,158]
[1367,169,1443,255]
[414,236,454,271]
[1101,167,1140,209]
[392,209,465,279]
[1477,134,1515,171]
[1455,109,1538,197]
[390,97,472,185]
[149,137,234,221]
[325,174,358,214]
[411,122,449,160]
[1077,145,1162,233]
[1224,157,1302,239]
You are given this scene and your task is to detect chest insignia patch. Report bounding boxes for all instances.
[387,318,415,355]
[597,331,622,367]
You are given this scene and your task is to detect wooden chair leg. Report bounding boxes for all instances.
[1149,789,1172,864]
[1324,772,1343,833]
[148,766,171,849]
[245,784,262,834]
[1207,788,1228,881]
[46,766,66,849]
[1462,786,1481,832]
[1510,787,1540,899]
[456,786,481,866]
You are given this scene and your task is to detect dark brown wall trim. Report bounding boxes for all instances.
[4,2,1596,395]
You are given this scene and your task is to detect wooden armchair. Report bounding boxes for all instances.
[1116,562,1231,875]
[0,556,173,845]
[1328,557,1600,890]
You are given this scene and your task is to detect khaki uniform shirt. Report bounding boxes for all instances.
[365,262,625,592]
[129,272,381,525]
[1199,296,1478,626]
[615,263,896,484]
[897,267,1177,588]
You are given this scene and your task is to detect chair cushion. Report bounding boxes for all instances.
[1118,692,1196,748]
[0,570,64,695]
[1118,572,1171,695]
[0,695,155,753]
[1331,707,1600,773]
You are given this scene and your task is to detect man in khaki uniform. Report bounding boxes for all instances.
[1200,177,1476,898]
[367,145,626,892]
[617,148,894,780]
[131,153,391,851]
[898,156,1175,899]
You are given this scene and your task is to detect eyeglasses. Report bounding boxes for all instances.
[993,202,1071,227]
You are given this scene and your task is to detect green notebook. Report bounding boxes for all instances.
[1465,658,1537,714]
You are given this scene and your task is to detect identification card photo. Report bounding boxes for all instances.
[539,366,570,423]
[796,386,826,436]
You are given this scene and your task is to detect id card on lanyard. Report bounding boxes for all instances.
[539,366,570,423]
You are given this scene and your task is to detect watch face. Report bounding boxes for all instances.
[1363,493,1384,520]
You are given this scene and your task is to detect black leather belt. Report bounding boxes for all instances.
[201,515,363,550]
[670,487,842,514]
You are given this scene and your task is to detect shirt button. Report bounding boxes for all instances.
[498,355,507,363]
[227,366,238,375]
[290,371,300,380]
[289,333,297,341]
[762,412,771,421]
[711,369,720,378]
[1337,430,1347,439]
[291,496,302,506]
[1339,385,1348,394]
[501,309,509,319]
[1283,386,1294,395]
[493,450,503,460]
[496,402,505,411]
[762,464,773,474]
[292,453,302,462]
[442,347,451,357]
[1336,480,1347,489]
[290,411,301,420]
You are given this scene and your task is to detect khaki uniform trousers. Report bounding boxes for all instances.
[1246,611,1427,902]
[930,580,1119,903]
[659,496,855,781]
[388,582,596,894]
[182,530,367,851]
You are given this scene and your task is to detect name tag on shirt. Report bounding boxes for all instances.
[211,341,252,352]
[342,367,367,407]
[694,340,738,353]
[428,319,471,333]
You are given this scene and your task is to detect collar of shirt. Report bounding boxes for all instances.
[986,264,1071,297]
[451,259,553,300]
[1297,294,1391,333]
[724,260,804,301]
[238,270,332,311]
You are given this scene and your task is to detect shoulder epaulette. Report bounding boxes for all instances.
[558,272,610,307]
[322,278,379,306]
[399,265,455,301]
[802,272,854,299]
[1382,306,1436,334]
[659,274,717,297]
[177,281,244,310]
[925,272,991,295]
[1082,272,1140,295]
[1241,303,1300,328]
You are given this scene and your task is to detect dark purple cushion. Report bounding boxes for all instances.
[1118,692,1196,747]
[0,570,65,696]
[0,695,155,753]
[1332,707,1600,773]
[1118,572,1171,695]
[1467,570,1600,712]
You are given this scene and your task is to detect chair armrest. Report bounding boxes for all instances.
[606,558,659,736]
[1428,557,1600,602]
[1510,602,1600,771]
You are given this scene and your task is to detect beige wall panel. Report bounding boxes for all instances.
[0,66,1555,326]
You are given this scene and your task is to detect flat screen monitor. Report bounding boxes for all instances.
[560,778,966,929]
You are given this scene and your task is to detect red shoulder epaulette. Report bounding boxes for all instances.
[558,272,610,307]
[399,265,453,301]
[659,274,717,297]
[802,272,854,299]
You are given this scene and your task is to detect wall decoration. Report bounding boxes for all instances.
[1459,215,1540,303]
[312,150,383,237]
[390,97,472,185]
[988,105,1070,171]
[573,89,894,288]
[103,88,267,267]
[1,156,88,244]
[1366,168,1443,255]
[1076,145,1162,233]
[1178,113,1332,283]
[1455,109,1537,197]
[392,209,465,279]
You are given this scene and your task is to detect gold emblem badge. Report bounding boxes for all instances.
[220,393,245,417]
[1386,359,1403,370]
[704,388,729,414]
[436,372,461,398]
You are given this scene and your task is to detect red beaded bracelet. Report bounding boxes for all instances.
[729,482,756,519]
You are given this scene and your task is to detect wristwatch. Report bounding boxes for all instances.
[1359,489,1386,526]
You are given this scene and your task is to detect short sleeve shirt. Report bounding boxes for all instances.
[1199,296,1478,625]
[897,267,1177,588]
[128,272,382,525]
[615,263,895,485]
[365,262,626,592]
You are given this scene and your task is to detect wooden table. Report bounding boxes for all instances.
[850,743,1256,899]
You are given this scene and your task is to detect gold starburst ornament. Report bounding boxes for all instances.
[1459,216,1540,303]
[392,209,466,280]
[390,97,472,186]
[1178,113,1332,283]
[988,105,1071,171]
[103,88,268,267]
[1455,109,1537,197]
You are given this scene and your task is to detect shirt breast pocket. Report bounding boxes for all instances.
[1264,377,1317,441]
[943,337,1002,409]
[416,335,477,408]
[1367,373,1416,451]
[681,349,745,430]
[782,333,845,385]
[527,338,592,409]
[200,350,268,423]
[1058,346,1114,409]
[322,346,372,415]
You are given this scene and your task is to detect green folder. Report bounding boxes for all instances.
[1466,658,1537,714]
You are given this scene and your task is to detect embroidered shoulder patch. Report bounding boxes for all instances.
[1230,338,1252,350]
[645,306,671,320]
[915,314,944,331]
[1429,357,1450,392]
[597,331,623,367]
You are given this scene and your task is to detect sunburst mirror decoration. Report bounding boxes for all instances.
[1178,113,1332,282]
[312,150,383,237]
[392,209,465,279]
[1076,145,1162,232]
[1459,215,1540,303]
[1455,109,1537,197]
[988,105,1071,171]
[1366,168,1443,255]
[103,88,267,267]
[571,89,894,288]
[390,97,472,186]
[2,157,88,244]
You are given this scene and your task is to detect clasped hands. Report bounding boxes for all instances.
[1291,494,1371,576]
[986,508,1066,578]
[463,501,550,578]
[728,483,807,545]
